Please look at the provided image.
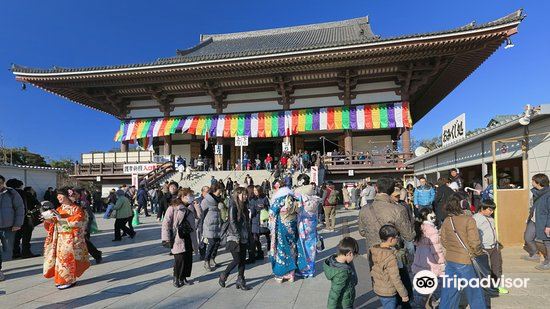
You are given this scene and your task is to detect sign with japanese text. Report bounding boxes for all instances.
[123,163,158,174]
[235,136,249,147]
[442,113,466,147]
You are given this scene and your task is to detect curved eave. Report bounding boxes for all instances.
[12,18,522,80]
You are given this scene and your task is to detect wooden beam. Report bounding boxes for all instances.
[274,75,294,108]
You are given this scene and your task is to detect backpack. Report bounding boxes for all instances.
[327,189,339,205]
[176,209,194,239]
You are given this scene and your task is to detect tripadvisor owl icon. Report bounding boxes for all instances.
[413,270,438,295]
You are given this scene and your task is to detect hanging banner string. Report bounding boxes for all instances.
[114,101,413,142]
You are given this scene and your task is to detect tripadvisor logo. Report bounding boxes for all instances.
[413,270,438,295]
[413,270,531,294]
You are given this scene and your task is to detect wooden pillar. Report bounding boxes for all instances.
[163,135,172,156]
[120,141,129,152]
[344,130,353,161]
[216,137,224,170]
[214,104,225,170]
[402,128,411,158]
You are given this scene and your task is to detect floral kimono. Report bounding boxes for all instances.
[269,187,303,280]
[296,193,321,278]
[43,203,90,286]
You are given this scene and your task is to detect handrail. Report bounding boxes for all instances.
[322,152,413,168]
[143,161,175,187]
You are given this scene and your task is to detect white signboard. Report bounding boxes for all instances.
[131,174,139,187]
[348,170,355,176]
[282,142,292,153]
[214,144,223,155]
[235,136,249,147]
[442,113,466,147]
[310,166,319,185]
[123,163,158,174]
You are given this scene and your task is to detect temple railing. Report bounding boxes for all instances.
[321,152,413,170]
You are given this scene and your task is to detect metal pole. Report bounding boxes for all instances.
[491,140,499,239]
[322,137,326,155]
[240,145,243,171]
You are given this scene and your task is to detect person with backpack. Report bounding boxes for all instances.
[247,185,269,261]
[323,181,339,232]
[218,187,251,290]
[6,178,40,259]
[161,190,197,288]
[255,185,271,258]
[0,175,25,281]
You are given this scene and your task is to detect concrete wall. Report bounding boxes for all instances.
[0,166,59,199]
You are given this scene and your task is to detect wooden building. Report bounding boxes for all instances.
[11,10,524,182]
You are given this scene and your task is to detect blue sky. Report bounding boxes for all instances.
[1,0,548,161]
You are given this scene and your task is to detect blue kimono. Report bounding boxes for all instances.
[269,187,303,279]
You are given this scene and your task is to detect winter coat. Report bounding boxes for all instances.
[358,194,415,248]
[226,199,250,244]
[108,192,117,205]
[414,185,435,207]
[137,188,148,206]
[201,193,223,239]
[360,185,376,206]
[412,221,445,276]
[0,187,25,229]
[369,245,408,298]
[161,204,198,254]
[532,187,550,241]
[433,185,454,222]
[323,255,357,309]
[449,174,464,190]
[440,214,483,265]
[249,196,268,234]
[113,195,133,219]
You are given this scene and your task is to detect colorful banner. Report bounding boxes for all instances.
[114,102,413,141]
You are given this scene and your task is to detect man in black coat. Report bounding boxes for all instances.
[6,179,39,259]
[433,177,454,226]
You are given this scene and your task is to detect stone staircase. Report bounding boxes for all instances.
[165,169,277,193]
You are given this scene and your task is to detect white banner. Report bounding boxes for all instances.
[282,142,291,153]
[123,163,158,174]
[442,113,466,147]
[235,136,249,146]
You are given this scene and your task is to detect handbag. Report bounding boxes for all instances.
[449,217,500,297]
[109,209,117,219]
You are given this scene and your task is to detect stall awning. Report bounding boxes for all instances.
[114,102,412,142]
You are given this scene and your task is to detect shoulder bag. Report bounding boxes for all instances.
[449,217,500,297]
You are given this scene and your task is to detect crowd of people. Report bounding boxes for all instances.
[174,150,321,174]
[351,170,550,309]
[1,169,550,309]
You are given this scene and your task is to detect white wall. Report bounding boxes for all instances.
[172,144,191,159]
[0,166,58,200]
[352,135,392,155]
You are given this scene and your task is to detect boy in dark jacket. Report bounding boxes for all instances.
[323,237,359,309]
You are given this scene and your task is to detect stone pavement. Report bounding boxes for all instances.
[0,209,548,308]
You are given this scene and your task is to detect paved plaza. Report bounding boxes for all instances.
[0,210,548,308]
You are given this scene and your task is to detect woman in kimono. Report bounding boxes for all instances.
[42,187,90,290]
[294,174,321,278]
[269,180,302,283]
